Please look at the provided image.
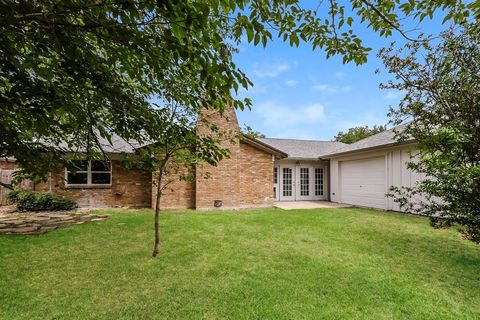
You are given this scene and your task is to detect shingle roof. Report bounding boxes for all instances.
[57,133,143,154]
[241,136,288,158]
[98,134,143,153]
[321,124,414,158]
[257,138,347,160]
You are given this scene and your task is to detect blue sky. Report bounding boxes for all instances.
[233,10,445,141]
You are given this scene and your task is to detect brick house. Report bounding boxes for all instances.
[0,106,418,211]
[0,106,287,210]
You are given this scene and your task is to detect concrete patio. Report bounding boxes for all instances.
[274,201,351,210]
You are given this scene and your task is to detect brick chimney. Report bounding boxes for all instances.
[195,105,241,209]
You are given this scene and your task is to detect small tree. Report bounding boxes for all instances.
[334,125,386,144]
[127,100,229,257]
[380,23,480,242]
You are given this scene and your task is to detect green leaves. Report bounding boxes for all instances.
[1,0,475,181]
[380,22,480,243]
[334,125,387,144]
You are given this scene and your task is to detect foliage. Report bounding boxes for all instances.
[334,125,386,144]
[0,208,479,319]
[380,23,480,242]
[7,189,76,211]
[1,0,478,180]
[241,124,266,139]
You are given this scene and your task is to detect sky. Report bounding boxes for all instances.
[232,7,445,141]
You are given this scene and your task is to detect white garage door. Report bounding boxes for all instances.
[340,156,386,209]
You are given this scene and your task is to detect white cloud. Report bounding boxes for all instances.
[252,61,290,78]
[311,84,335,93]
[285,79,298,87]
[337,112,389,132]
[304,104,325,120]
[311,84,351,94]
[255,101,325,132]
[385,90,405,100]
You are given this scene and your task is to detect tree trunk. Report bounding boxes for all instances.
[152,165,165,257]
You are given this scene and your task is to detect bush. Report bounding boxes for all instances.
[7,189,76,212]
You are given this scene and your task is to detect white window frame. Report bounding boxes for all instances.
[65,160,112,187]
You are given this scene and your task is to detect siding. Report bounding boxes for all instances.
[330,145,422,211]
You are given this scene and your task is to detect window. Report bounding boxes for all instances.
[315,168,324,196]
[300,168,309,196]
[282,168,292,197]
[66,160,111,186]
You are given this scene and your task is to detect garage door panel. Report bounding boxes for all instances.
[340,156,386,209]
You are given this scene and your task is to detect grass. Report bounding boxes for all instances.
[0,207,479,319]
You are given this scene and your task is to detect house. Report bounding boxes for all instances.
[323,125,419,211]
[0,106,419,211]
[257,124,418,211]
[0,106,286,209]
[256,138,345,202]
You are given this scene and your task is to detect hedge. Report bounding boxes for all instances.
[7,189,76,212]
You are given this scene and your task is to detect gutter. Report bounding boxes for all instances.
[241,135,288,159]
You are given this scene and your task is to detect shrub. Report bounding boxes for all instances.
[7,189,76,212]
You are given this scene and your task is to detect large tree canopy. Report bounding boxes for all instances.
[334,125,386,144]
[1,0,478,180]
[381,22,480,242]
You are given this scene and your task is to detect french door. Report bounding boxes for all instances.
[280,166,295,201]
[296,167,311,200]
[313,167,325,200]
[278,164,326,201]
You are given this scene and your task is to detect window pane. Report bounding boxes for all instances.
[67,172,88,184]
[315,168,324,196]
[282,168,292,197]
[68,160,88,172]
[300,168,309,196]
[91,172,111,184]
[91,160,110,172]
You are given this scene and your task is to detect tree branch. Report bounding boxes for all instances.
[358,0,418,42]
[0,181,14,190]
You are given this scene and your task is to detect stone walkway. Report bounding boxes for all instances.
[274,201,351,210]
[0,211,110,235]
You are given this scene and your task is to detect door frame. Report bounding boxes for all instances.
[277,161,328,201]
[296,166,312,200]
[273,166,280,200]
[279,165,295,201]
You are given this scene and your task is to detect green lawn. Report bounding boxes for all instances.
[0,208,479,319]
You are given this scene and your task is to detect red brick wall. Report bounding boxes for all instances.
[239,142,274,207]
[0,160,18,205]
[0,160,16,170]
[152,163,196,210]
[195,106,240,209]
[195,106,274,210]
[35,161,151,208]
